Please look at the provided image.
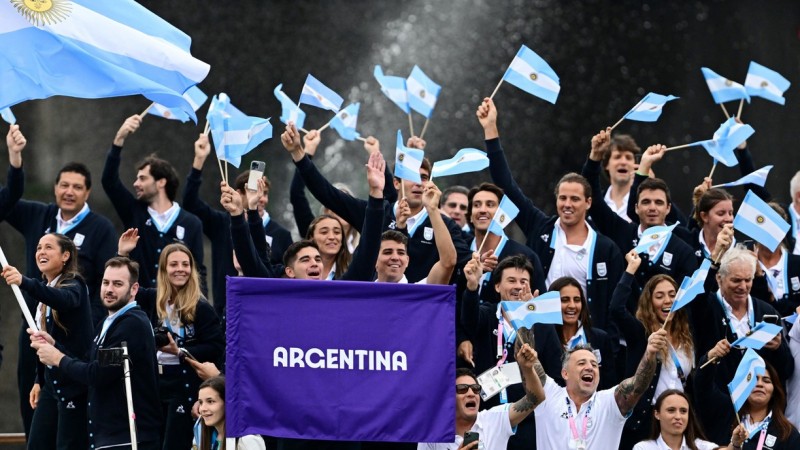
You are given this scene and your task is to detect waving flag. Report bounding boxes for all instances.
[207,94,272,167]
[299,74,344,112]
[745,62,791,105]
[0,0,209,120]
[488,196,520,237]
[634,223,678,256]
[148,86,207,123]
[430,148,489,178]
[501,45,560,104]
[734,190,790,252]
[671,259,712,313]
[731,322,783,350]
[1,107,15,125]
[701,68,750,104]
[714,166,773,189]
[329,103,360,141]
[623,93,679,122]
[700,117,754,167]
[407,66,441,118]
[374,65,410,113]
[394,130,424,183]
[273,84,306,130]
[501,291,563,329]
[728,348,766,412]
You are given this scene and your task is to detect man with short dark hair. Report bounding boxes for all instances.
[30,257,162,450]
[441,185,470,233]
[600,134,640,222]
[102,114,206,292]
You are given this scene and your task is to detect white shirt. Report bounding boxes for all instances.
[34,275,62,328]
[786,318,800,429]
[792,203,800,255]
[604,187,632,223]
[56,203,89,233]
[632,435,718,450]
[546,219,594,295]
[534,375,628,450]
[417,405,514,450]
[759,249,787,299]
[653,346,693,403]
[721,297,753,338]
[157,303,181,365]
[147,202,180,231]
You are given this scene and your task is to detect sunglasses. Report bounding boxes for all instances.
[456,383,482,395]
[446,202,468,211]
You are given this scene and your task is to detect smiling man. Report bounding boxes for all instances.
[601,134,640,222]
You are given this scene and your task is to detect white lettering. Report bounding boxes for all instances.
[340,349,353,369]
[289,347,305,368]
[326,348,338,369]
[393,352,407,371]
[274,347,287,367]
[355,349,368,369]
[306,348,324,368]
[271,347,408,371]
[376,351,390,371]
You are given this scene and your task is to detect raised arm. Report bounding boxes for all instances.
[582,128,630,237]
[221,182,278,278]
[102,115,142,225]
[289,130,322,237]
[423,182,456,285]
[614,328,667,415]
[508,328,546,427]
[1,124,25,216]
[341,151,386,281]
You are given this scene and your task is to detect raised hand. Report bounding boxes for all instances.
[464,252,483,291]
[113,114,142,147]
[363,136,380,154]
[117,228,140,257]
[476,97,498,139]
[395,198,411,229]
[589,127,612,161]
[624,249,641,274]
[303,129,322,157]
[365,150,386,198]
[220,182,243,216]
[407,135,426,150]
[6,124,26,168]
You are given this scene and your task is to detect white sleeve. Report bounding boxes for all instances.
[790,320,800,359]
[236,435,266,450]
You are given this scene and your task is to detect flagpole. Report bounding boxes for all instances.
[408,114,415,136]
[489,78,504,100]
[356,136,367,143]
[224,161,229,185]
[476,233,490,256]
[0,245,39,332]
[141,102,154,117]
[419,119,430,140]
[736,99,744,120]
[202,120,210,136]
[216,157,225,182]
[663,143,699,152]
[401,181,405,201]
[720,103,730,119]
[659,311,673,330]
[708,160,718,180]
[299,127,310,134]
[610,97,644,132]
[699,356,718,369]
[609,116,626,132]
[318,115,336,133]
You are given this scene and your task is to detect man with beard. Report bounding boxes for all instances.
[102,115,206,295]
[30,257,162,450]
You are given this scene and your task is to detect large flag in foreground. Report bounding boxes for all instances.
[226,277,455,442]
[0,0,210,120]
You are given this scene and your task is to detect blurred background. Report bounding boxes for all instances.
[1,0,799,442]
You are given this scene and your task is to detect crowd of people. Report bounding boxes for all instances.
[1,95,800,450]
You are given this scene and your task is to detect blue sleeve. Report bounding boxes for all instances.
[101,145,137,226]
[294,154,367,229]
[20,278,84,311]
[609,273,646,344]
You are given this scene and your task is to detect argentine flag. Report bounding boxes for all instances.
[701,67,750,104]
[634,223,678,256]
[329,103,360,141]
[623,93,679,122]
[273,84,306,130]
[207,94,272,168]
[734,190,790,252]
[299,74,344,113]
[374,65,410,114]
[745,61,790,105]
[731,322,783,350]
[0,0,209,120]
[700,117,754,167]
[430,148,489,178]
[394,130,424,183]
[671,259,711,313]
[501,45,560,104]
[148,86,208,123]
[715,165,773,189]
[727,348,766,412]
[488,196,520,237]
[407,66,441,118]
[501,291,563,330]
[1,107,15,125]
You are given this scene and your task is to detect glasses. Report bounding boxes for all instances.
[456,383,482,394]
[446,202,468,211]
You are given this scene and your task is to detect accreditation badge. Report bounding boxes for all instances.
[73,233,85,247]
[765,434,777,447]
[423,226,433,241]
[176,225,185,240]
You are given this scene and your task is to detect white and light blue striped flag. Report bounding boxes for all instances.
[374,65,410,114]
[299,74,344,113]
[407,65,441,118]
[634,223,678,255]
[148,86,207,123]
[501,45,560,104]
[394,130,424,183]
[501,291,563,330]
[699,117,754,167]
[734,190,790,252]
[329,103,360,141]
[430,148,489,179]
[0,0,209,121]
[731,322,783,350]
[714,165,773,189]
[273,84,306,130]
[701,67,750,104]
[671,259,712,313]
[745,61,790,105]
[1,107,15,125]
[207,94,272,168]
[623,93,679,122]
[488,196,520,237]
[728,348,766,412]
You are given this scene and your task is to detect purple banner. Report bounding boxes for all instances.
[226,277,455,443]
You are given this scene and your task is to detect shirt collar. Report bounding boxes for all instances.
[56,202,89,229]
[656,435,688,450]
[554,218,594,251]
[148,202,180,225]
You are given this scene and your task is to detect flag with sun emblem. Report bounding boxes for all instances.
[501,291,563,330]
[501,44,561,104]
[733,190,790,252]
[0,0,209,120]
[298,74,344,113]
[728,348,766,412]
[622,92,679,122]
[394,130,424,183]
[487,195,520,237]
[701,67,750,104]
[406,65,441,118]
[147,86,208,123]
[744,61,790,105]
[329,103,360,141]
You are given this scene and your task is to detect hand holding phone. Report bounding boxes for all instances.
[247,161,266,191]
[462,431,479,447]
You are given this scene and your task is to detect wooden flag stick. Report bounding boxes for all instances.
[408,114,415,136]
[224,161,229,185]
[216,156,225,182]
[720,103,730,119]
[664,143,698,152]
[318,120,334,133]
[610,97,643,132]
[202,120,211,136]
[356,136,367,143]
[489,77,504,100]
[299,127,310,134]
[708,160,718,180]
[699,356,718,369]
[419,118,430,140]
[0,245,38,331]
[609,116,626,132]
[659,311,673,330]
[401,181,405,201]
[141,102,154,117]
[736,99,744,120]
[476,234,490,256]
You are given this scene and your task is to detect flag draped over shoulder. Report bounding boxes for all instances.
[733,190,790,252]
[0,0,209,120]
[225,277,455,443]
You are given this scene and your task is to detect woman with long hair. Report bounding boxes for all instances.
[612,250,696,450]
[118,229,224,450]
[2,233,93,450]
[194,376,265,450]
[633,389,717,450]
[549,276,618,389]
[689,182,734,263]
[305,214,351,280]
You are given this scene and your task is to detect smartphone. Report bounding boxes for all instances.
[463,431,479,447]
[247,161,266,191]
[762,315,780,325]
[179,347,197,361]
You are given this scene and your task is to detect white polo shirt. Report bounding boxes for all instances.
[604,187,632,223]
[417,405,514,450]
[534,376,628,450]
[545,219,594,295]
[632,435,718,450]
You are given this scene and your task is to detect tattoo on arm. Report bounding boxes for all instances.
[512,394,539,413]
[615,354,657,414]
[533,360,547,387]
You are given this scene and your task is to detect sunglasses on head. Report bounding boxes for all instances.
[446,202,468,211]
[456,383,482,394]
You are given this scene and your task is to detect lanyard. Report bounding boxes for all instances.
[744,413,771,450]
[716,291,754,339]
[566,326,587,350]
[667,343,686,383]
[760,251,788,300]
[149,204,182,233]
[57,205,91,235]
[97,302,138,345]
[164,315,185,338]
[565,396,593,443]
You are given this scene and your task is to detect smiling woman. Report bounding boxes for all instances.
[632,390,717,450]
[194,376,265,450]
